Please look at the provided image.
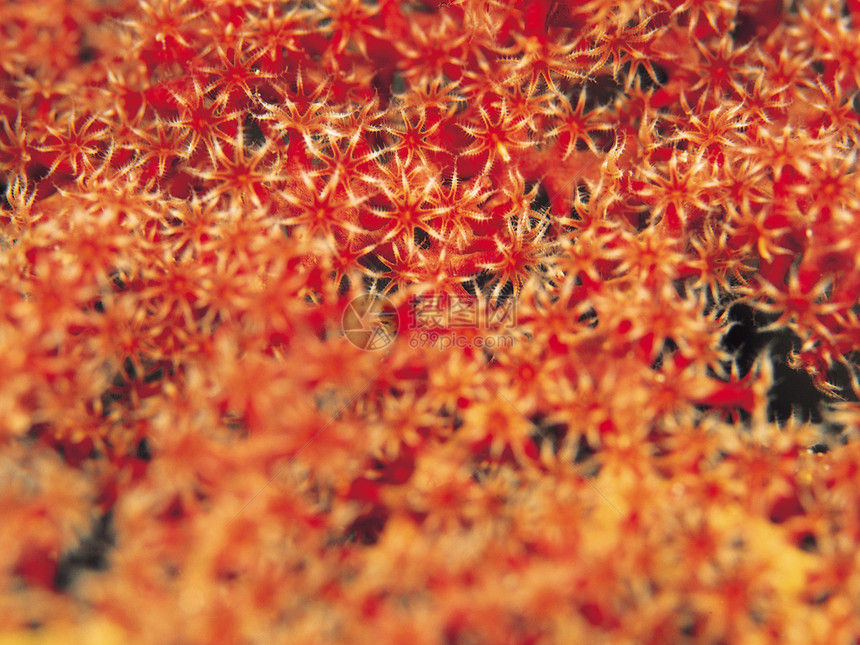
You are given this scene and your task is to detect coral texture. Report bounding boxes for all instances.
[2,0,860,643]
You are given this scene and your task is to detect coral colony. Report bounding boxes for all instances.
[3,0,860,642]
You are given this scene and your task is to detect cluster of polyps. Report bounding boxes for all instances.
[1,0,860,643]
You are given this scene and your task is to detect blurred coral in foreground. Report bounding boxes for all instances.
[2,0,860,643]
